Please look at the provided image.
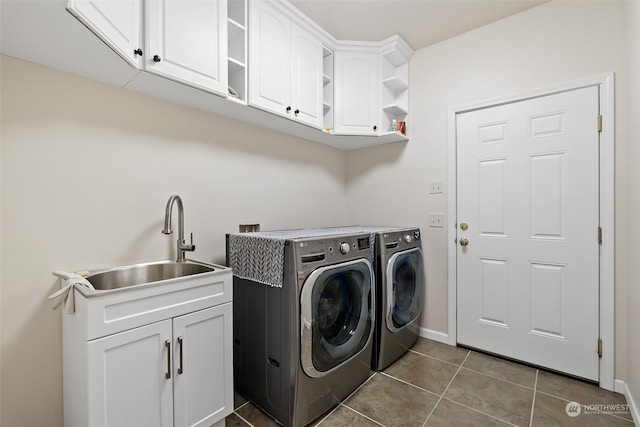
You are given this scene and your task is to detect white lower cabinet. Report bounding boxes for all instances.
[62,268,233,427]
[88,321,174,427]
[85,303,232,427]
[173,304,233,427]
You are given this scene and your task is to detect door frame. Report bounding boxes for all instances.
[446,73,615,390]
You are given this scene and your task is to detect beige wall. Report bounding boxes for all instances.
[625,0,640,411]
[0,55,348,427]
[346,0,630,375]
[1,1,638,426]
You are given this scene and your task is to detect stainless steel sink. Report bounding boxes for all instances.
[85,260,217,291]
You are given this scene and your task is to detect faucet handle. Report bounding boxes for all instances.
[186,233,196,251]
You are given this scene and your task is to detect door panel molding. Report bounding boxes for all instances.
[447,73,615,390]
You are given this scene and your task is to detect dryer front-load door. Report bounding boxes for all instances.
[300,259,373,378]
[386,248,424,332]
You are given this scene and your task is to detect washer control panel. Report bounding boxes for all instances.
[296,233,372,269]
[339,242,351,254]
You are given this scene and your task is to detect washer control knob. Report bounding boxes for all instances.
[339,242,351,254]
[404,234,413,243]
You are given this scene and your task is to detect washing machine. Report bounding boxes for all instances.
[372,227,424,371]
[226,230,375,427]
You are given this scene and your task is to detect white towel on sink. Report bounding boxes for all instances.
[49,271,95,314]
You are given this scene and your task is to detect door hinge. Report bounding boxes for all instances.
[598,338,603,358]
[598,115,603,132]
[598,226,603,245]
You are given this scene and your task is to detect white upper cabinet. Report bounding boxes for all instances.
[249,0,323,129]
[333,51,380,136]
[146,0,228,96]
[67,0,144,68]
[290,24,323,128]
[248,0,291,115]
[64,0,413,149]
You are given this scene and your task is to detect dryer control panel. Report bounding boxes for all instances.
[294,233,372,276]
[377,228,422,255]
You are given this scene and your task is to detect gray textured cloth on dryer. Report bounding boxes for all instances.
[227,226,399,288]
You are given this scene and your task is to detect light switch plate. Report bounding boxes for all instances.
[429,213,445,228]
[430,180,444,194]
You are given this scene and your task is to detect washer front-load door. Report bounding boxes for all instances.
[300,259,374,378]
[386,248,424,332]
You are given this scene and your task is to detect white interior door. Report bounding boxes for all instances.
[456,85,600,381]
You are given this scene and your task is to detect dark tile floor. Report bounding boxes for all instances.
[226,337,635,427]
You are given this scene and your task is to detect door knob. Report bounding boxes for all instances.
[460,238,469,247]
[460,222,469,231]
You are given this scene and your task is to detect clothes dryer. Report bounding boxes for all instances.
[227,230,375,427]
[372,228,424,370]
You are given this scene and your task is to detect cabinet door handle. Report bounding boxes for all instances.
[177,336,184,375]
[133,48,143,57]
[153,55,162,63]
[373,125,377,131]
[294,109,300,116]
[165,340,171,379]
[286,106,291,113]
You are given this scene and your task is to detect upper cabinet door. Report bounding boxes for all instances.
[290,24,323,129]
[248,0,292,116]
[146,0,228,96]
[67,0,143,68]
[334,51,380,136]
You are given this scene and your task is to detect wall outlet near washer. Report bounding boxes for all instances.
[429,213,445,228]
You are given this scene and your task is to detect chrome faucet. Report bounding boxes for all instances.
[162,195,195,262]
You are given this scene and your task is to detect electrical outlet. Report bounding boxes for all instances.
[430,180,444,194]
[429,213,445,228]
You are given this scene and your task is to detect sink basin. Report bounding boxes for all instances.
[85,260,217,291]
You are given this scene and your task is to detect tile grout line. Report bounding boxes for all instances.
[338,404,387,427]
[408,348,463,368]
[418,351,523,427]
[529,370,539,427]
[420,349,471,427]
[459,365,538,391]
[233,411,256,427]
[378,371,442,397]
[412,347,538,391]
[325,372,386,426]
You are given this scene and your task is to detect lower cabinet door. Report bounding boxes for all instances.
[87,320,174,427]
[172,303,234,427]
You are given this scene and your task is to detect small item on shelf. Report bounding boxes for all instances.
[397,121,406,135]
[228,86,239,98]
[391,119,398,131]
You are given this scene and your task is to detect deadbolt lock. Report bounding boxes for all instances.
[460,222,469,231]
[459,238,469,247]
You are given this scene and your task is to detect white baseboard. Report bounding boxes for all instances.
[616,379,627,394]
[622,381,639,426]
[419,327,448,344]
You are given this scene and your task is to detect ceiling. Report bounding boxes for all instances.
[288,0,549,50]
